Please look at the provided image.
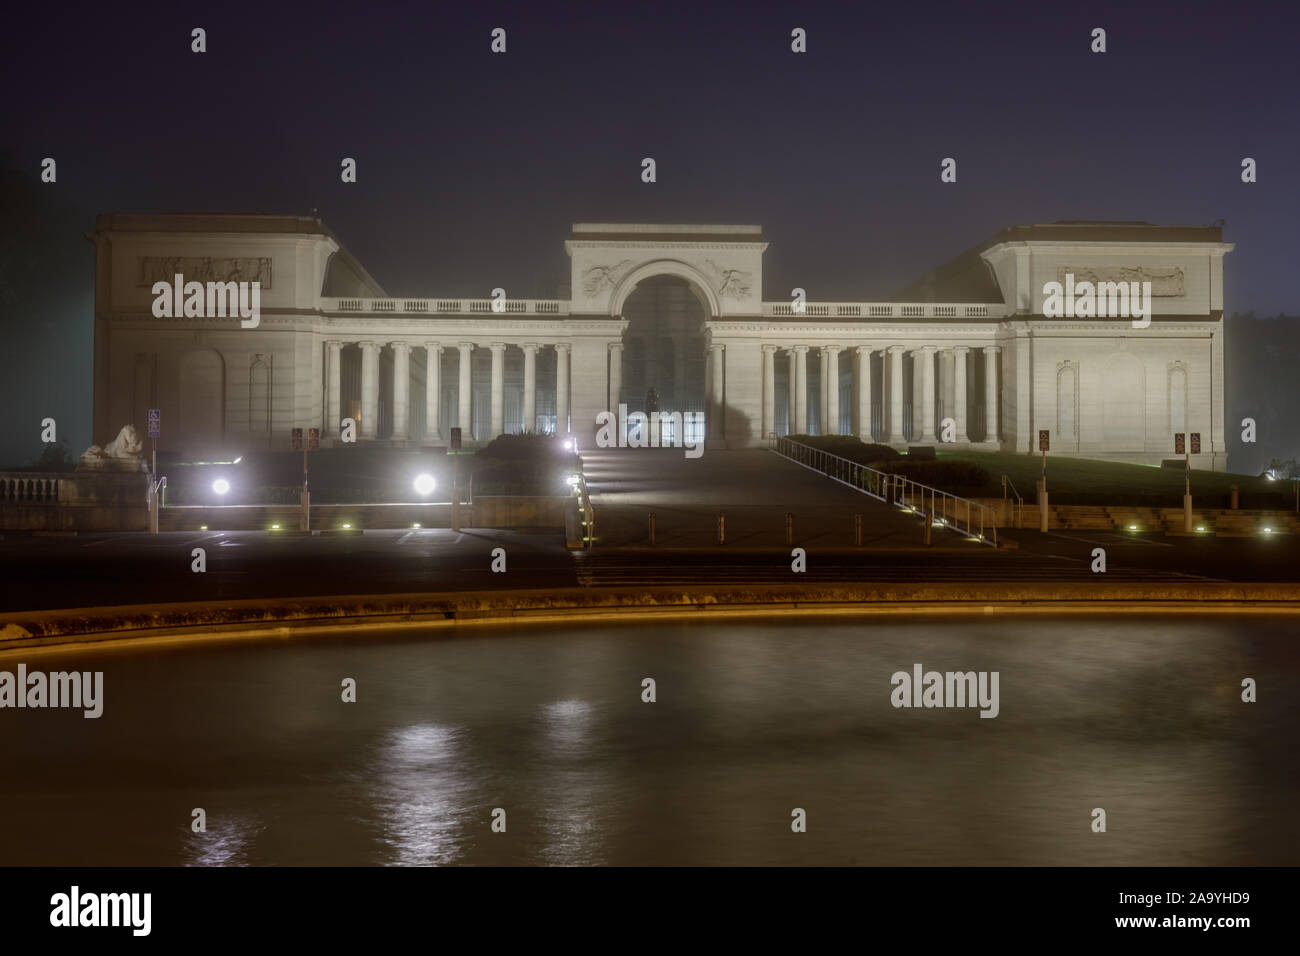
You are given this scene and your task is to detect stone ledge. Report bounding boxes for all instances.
[1,582,1298,654]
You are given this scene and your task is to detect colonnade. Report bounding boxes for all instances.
[759,343,1001,444]
[324,340,571,441]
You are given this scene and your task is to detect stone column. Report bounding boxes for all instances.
[608,341,623,413]
[953,346,969,442]
[325,340,342,436]
[391,341,410,440]
[708,343,724,441]
[825,346,840,435]
[920,346,937,441]
[424,342,442,441]
[522,343,538,434]
[457,342,473,435]
[855,346,872,442]
[793,346,808,434]
[359,341,379,440]
[489,342,506,439]
[817,348,829,434]
[888,346,905,442]
[786,349,797,435]
[555,344,570,435]
[761,345,777,440]
[984,345,1000,443]
[939,349,955,426]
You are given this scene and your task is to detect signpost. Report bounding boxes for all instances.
[147,409,162,533]
[147,408,160,476]
[1037,429,1050,532]
[450,427,462,532]
[292,428,313,531]
[1176,432,1200,533]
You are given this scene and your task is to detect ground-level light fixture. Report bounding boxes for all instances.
[412,522,421,529]
[1128,524,1139,530]
[199,525,208,531]
[270,524,281,530]
[342,523,352,529]
[212,478,231,495]
[413,473,436,496]
[1263,527,1273,534]
[566,473,581,486]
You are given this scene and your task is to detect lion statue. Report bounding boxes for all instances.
[80,424,145,462]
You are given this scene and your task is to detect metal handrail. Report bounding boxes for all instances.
[770,436,998,546]
[575,473,595,549]
[1001,474,1024,530]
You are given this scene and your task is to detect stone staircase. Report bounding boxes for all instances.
[1046,504,1300,535]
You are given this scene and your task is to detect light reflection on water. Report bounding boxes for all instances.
[183,814,263,867]
[536,699,605,866]
[372,724,468,866]
[0,615,1296,866]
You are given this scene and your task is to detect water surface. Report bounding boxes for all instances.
[1,615,1296,865]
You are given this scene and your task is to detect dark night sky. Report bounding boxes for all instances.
[2,0,1298,462]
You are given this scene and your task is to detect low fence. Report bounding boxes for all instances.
[770,437,998,546]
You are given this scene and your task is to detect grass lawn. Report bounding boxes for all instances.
[933,449,1295,508]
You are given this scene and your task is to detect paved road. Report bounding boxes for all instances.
[2,449,1297,612]
[0,529,576,613]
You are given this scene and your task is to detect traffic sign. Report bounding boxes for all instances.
[291,427,303,451]
[147,408,160,438]
[450,427,462,451]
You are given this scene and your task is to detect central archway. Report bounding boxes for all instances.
[618,275,709,444]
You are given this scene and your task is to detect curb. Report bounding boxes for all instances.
[2,582,1299,656]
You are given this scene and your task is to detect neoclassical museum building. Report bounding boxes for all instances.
[90,215,1233,469]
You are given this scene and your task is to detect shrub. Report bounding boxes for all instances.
[871,458,991,488]
[472,433,579,495]
[786,434,901,465]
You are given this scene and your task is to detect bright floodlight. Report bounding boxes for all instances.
[563,439,574,450]
[566,473,581,486]
[414,473,436,495]
[212,478,231,495]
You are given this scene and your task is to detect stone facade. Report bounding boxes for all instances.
[90,216,1233,469]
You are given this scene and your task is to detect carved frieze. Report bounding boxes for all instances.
[137,256,273,289]
[1056,265,1184,296]
[581,261,634,298]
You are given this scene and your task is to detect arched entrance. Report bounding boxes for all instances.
[618,275,708,445]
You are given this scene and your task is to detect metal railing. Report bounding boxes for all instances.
[770,436,997,546]
[1001,474,1024,530]
[572,471,595,549]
